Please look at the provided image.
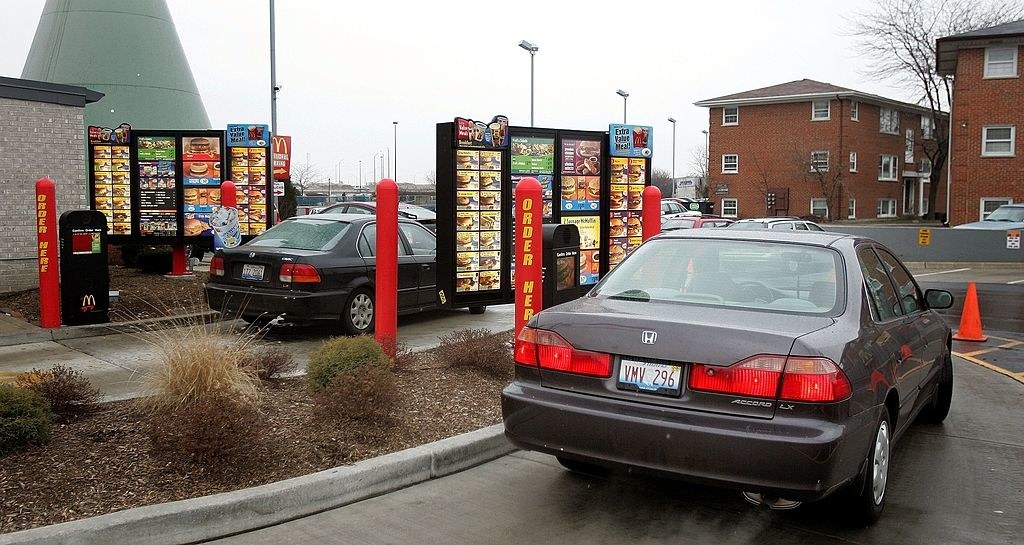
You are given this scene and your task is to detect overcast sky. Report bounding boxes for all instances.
[0,0,915,186]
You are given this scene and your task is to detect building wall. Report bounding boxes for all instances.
[707,99,946,221]
[949,46,1024,224]
[0,96,88,293]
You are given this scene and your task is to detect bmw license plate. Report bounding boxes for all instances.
[618,358,682,396]
[241,263,265,281]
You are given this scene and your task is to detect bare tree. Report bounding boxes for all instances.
[849,0,1024,220]
[801,150,846,221]
[289,162,323,196]
[687,146,710,198]
[651,168,673,196]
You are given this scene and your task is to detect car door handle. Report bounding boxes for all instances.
[421,264,432,269]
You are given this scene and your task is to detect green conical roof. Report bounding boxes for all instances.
[21,0,211,130]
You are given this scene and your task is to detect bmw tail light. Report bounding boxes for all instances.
[280,263,321,283]
[689,355,851,403]
[514,326,612,378]
[689,355,785,398]
[780,357,852,402]
[209,256,225,277]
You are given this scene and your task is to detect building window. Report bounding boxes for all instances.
[921,116,934,139]
[851,101,859,121]
[723,106,739,125]
[721,198,738,218]
[982,126,1015,156]
[880,108,899,134]
[984,46,1018,78]
[877,199,897,218]
[812,99,830,120]
[850,151,858,173]
[980,198,1013,220]
[879,154,899,181]
[920,158,932,175]
[905,129,915,163]
[848,198,857,219]
[722,154,738,173]
[810,151,829,172]
[811,198,829,218]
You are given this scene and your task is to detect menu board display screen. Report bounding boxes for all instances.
[136,136,178,237]
[91,144,132,235]
[559,139,602,213]
[455,147,503,293]
[511,136,555,219]
[181,136,222,237]
[228,146,270,236]
[608,156,649,270]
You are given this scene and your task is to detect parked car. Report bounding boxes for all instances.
[661,215,734,230]
[952,203,1024,230]
[502,228,954,525]
[205,213,481,335]
[728,217,825,231]
[313,201,437,231]
[663,197,715,215]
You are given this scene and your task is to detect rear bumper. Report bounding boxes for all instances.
[205,283,347,324]
[501,381,876,501]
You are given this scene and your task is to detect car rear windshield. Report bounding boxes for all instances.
[246,218,351,251]
[592,238,842,313]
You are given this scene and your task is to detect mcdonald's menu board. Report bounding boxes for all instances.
[510,136,555,219]
[90,143,132,236]
[137,136,178,237]
[559,138,602,213]
[454,147,503,294]
[227,124,271,236]
[607,156,649,270]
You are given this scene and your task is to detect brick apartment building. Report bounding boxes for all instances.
[0,76,103,293]
[694,79,947,223]
[937,20,1023,225]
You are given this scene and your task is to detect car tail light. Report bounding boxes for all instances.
[689,355,851,403]
[209,256,225,277]
[515,326,612,378]
[280,263,321,283]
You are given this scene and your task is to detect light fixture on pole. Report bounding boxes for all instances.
[616,89,629,123]
[518,40,539,127]
[667,117,677,180]
[393,121,398,182]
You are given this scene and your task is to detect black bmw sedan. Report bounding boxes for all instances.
[502,229,954,525]
[205,213,455,335]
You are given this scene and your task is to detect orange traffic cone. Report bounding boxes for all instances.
[953,282,987,342]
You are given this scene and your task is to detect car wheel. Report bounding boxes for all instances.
[342,287,375,335]
[468,305,486,315]
[845,411,891,526]
[556,456,608,477]
[919,348,953,424]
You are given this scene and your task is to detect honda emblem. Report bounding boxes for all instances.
[641,330,657,344]
[249,252,256,258]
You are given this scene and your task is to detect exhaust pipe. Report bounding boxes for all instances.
[742,491,802,510]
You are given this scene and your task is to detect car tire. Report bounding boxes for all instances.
[844,410,891,526]
[556,456,608,477]
[342,287,375,336]
[919,348,953,424]
[468,305,486,315]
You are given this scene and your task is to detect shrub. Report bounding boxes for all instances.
[141,326,261,412]
[433,328,514,377]
[148,393,262,468]
[15,365,100,420]
[313,365,397,421]
[237,345,298,381]
[0,384,53,456]
[306,335,391,392]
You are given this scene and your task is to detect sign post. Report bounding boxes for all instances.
[375,179,399,358]
[514,177,543,340]
[35,178,60,328]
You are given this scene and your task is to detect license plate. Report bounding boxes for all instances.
[241,263,265,281]
[618,358,682,396]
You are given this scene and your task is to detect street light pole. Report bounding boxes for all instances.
[518,40,539,127]
[393,121,398,182]
[668,117,677,180]
[358,160,362,191]
[701,129,710,196]
[616,89,629,123]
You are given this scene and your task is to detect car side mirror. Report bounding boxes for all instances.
[924,289,954,310]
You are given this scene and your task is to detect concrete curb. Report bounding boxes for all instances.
[0,312,224,348]
[0,425,514,545]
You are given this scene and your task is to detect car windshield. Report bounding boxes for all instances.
[986,206,1024,222]
[246,218,351,251]
[592,238,841,313]
[662,218,697,230]
[727,221,768,229]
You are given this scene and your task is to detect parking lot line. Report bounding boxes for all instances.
[913,267,972,277]
[955,352,1024,385]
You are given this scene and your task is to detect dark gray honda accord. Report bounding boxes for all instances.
[502,229,954,525]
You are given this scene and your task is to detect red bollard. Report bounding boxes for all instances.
[35,178,61,328]
[641,185,662,242]
[221,180,237,208]
[514,177,543,341]
[375,179,399,357]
